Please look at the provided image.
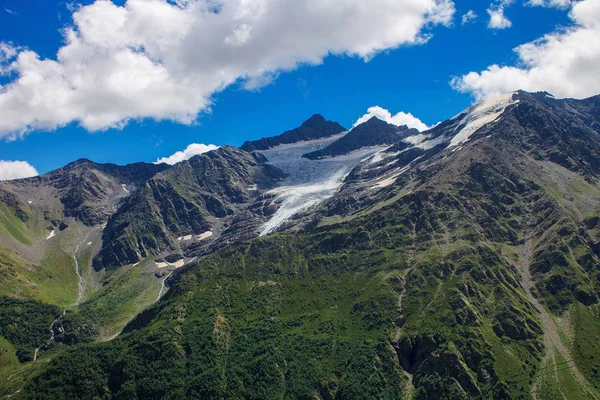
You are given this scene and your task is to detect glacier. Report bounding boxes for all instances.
[258,133,386,235]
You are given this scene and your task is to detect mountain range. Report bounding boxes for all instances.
[1,91,600,399]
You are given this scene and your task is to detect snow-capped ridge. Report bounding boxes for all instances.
[402,92,519,150]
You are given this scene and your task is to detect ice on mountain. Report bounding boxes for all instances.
[449,92,518,148]
[403,92,518,151]
[258,134,385,236]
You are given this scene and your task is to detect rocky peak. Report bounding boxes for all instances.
[240,114,347,152]
[302,116,415,160]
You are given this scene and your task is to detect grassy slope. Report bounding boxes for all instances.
[0,240,77,307]
[3,132,600,399]
[75,258,165,340]
[572,303,600,392]
[14,189,552,399]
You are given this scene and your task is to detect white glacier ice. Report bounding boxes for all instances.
[258,133,386,236]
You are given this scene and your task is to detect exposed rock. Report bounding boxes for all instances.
[241,114,346,151]
[303,117,417,160]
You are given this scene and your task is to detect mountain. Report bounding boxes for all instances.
[2,91,600,399]
[0,159,168,304]
[1,159,168,227]
[0,159,172,354]
[240,114,347,151]
[302,117,418,160]
[94,146,285,270]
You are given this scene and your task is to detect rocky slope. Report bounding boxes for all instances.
[0,159,168,304]
[1,91,600,399]
[94,147,286,270]
[2,159,168,227]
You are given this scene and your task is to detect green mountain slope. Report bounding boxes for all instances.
[2,91,600,399]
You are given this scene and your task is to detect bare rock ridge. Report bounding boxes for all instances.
[0,159,168,227]
[302,116,418,160]
[240,114,347,151]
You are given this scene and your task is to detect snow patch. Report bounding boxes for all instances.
[449,92,518,148]
[367,146,394,165]
[156,259,185,269]
[197,231,213,241]
[414,134,447,150]
[404,133,429,146]
[403,92,518,151]
[46,230,55,240]
[177,235,193,241]
[27,200,32,204]
[371,166,410,189]
[121,184,129,194]
[87,242,92,246]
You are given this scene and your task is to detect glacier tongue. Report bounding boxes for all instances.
[258,134,386,236]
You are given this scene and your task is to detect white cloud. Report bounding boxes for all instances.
[0,0,455,139]
[155,143,219,165]
[527,0,572,8]
[487,4,512,29]
[354,106,430,132]
[452,0,600,100]
[0,160,39,181]
[461,10,478,25]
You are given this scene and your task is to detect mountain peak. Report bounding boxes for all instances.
[302,114,326,125]
[64,158,96,169]
[240,115,346,152]
[353,116,398,131]
[303,116,416,160]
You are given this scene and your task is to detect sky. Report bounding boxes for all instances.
[0,0,598,178]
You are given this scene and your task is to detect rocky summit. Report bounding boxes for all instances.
[1,91,600,399]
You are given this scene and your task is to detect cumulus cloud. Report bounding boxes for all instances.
[0,0,455,139]
[0,160,39,181]
[452,0,600,100]
[354,106,430,132]
[155,143,219,165]
[461,10,478,25]
[487,1,513,29]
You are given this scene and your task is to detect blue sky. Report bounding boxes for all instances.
[0,0,593,176]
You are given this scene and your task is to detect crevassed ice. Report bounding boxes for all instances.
[258,134,386,236]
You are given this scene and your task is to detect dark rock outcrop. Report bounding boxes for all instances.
[302,117,418,160]
[241,114,346,151]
